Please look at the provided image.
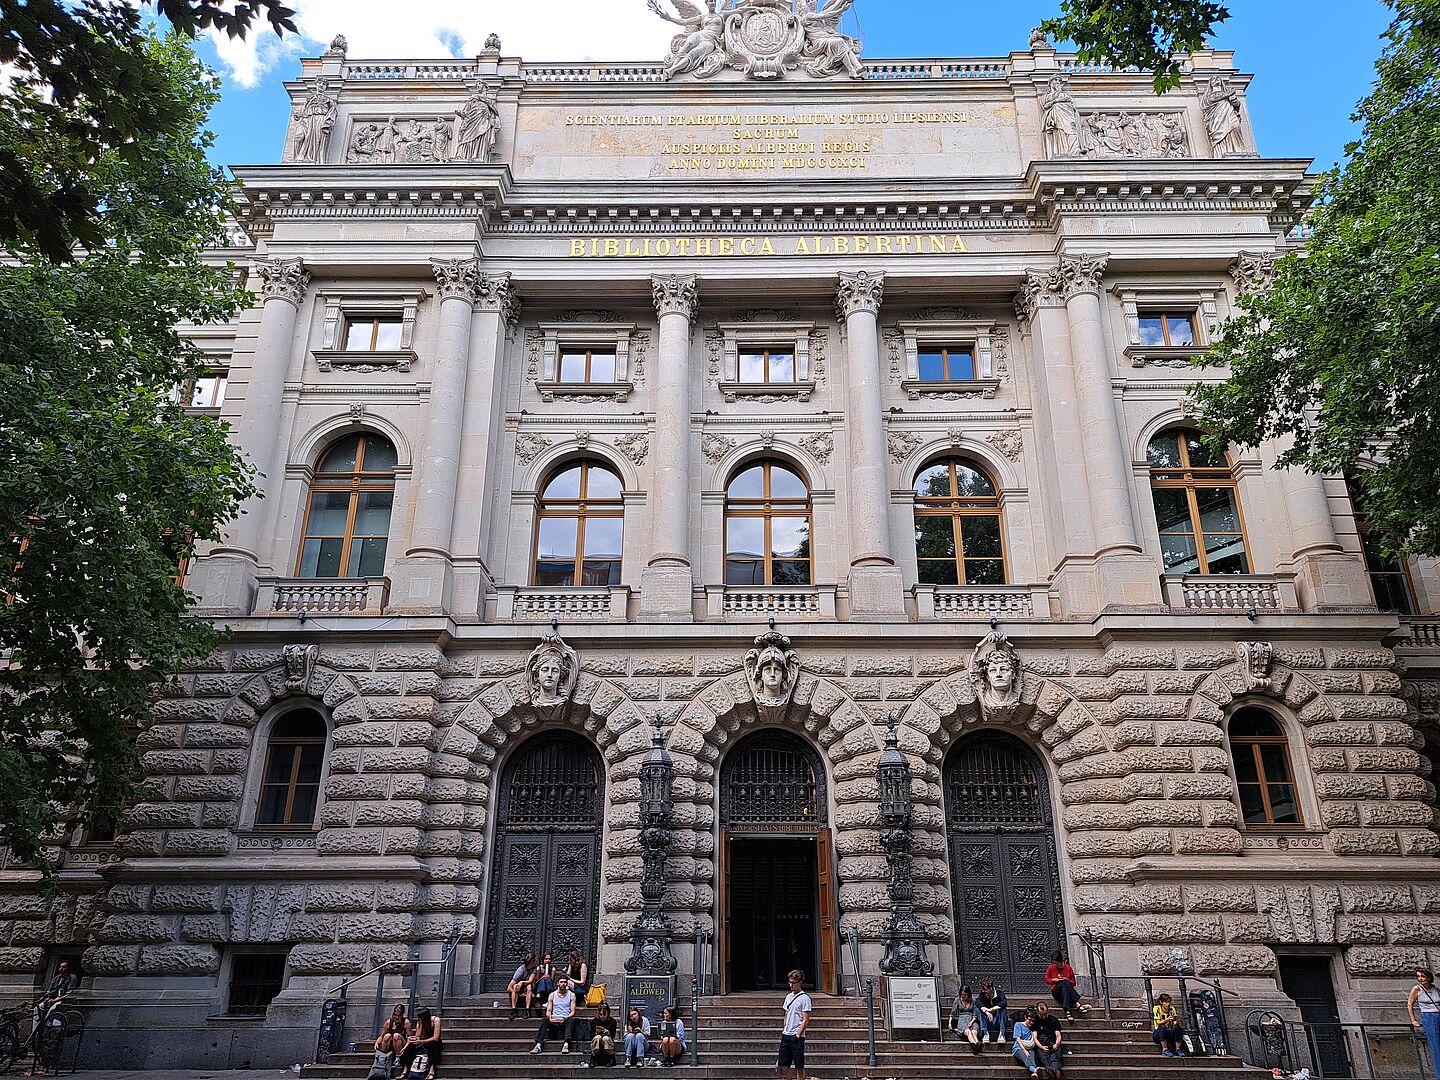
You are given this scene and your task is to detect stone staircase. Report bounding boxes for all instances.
[303,993,1267,1080]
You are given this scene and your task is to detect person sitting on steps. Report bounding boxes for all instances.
[531,975,578,1055]
[398,1007,442,1080]
[507,952,537,1020]
[1031,1001,1066,1079]
[1151,992,1187,1057]
[590,1003,618,1067]
[1044,950,1087,1022]
[622,1006,650,1068]
[532,952,558,1016]
[1011,1006,1049,1079]
[978,978,1009,1044]
[658,1004,687,1066]
[948,984,983,1054]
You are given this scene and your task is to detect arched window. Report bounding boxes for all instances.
[256,709,327,827]
[533,460,624,586]
[724,461,811,585]
[1346,474,1415,614]
[1229,706,1302,828]
[913,458,1006,585]
[1147,428,1249,575]
[298,433,396,578]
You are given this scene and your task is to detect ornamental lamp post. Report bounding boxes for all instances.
[628,721,678,975]
[876,720,933,977]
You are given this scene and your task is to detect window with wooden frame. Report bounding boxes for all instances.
[916,344,977,383]
[912,458,1006,585]
[737,345,797,384]
[297,434,396,578]
[342,315,403,352]
[557,346,618,384]
[1147,428,1250,575]
[256,709,327,827]
[180,372,228,411]
[724,461,812,586]
[532,461,624,587]
[1229,707,1303,828]
[1346,474,1416,615]
[1137,310,1198,348]
[227,950,288,1016]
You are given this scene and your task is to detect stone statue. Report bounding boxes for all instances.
[291,82,337,164]
[453,85,501,162]
[1029,26,1050,50]
[969,630,1023,722]
[649,0,728,80]
[1203,75,1247,156]
[799,0,863,80]
[323,34,348,58]
[483,32,502,51]
[1041,76,1081,158]
[526,630,578,708]
[744,629,800,712]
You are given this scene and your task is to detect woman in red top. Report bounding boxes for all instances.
[1044,950,1085,1021]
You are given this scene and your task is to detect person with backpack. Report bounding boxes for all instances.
[398,1008,442,1080]
[530,975,579,1055]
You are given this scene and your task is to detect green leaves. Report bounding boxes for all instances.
[1196,0,1440,559]
[0,35,255,872]
[1040,1,1230,92]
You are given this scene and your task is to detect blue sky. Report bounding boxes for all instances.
[198,0,1393,174]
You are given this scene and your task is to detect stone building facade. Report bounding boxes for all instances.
[9,16,1440,1069]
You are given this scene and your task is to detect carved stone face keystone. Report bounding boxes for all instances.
[526,631,578,708]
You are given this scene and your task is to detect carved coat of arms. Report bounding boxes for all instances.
[649,0,862,81]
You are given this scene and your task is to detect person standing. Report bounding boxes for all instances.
[1031,1001,1066,1079]
[531,976,578,1055]
[1408,966,1440,1078]
[1044,951,1085,1021]
[777,969,812,1080]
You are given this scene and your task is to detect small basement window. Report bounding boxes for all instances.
[228,951,287,1016]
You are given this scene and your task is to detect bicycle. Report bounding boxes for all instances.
[0,1003,34,1075]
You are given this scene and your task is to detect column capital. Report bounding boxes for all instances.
[1013,265,1066,326]
[254,257,310,307]
[430,257,482,303]
[835,269,885,319]
[1058,251,1111,299]
[475,271,521,329]
[651,274,698,319]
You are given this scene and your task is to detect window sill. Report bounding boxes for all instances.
[719,380,816,403]
[537,380,633,403]
[313,349,417,373]
[1239,831,1328,853]
[1123,344,1209,369]
[901,378,999,401]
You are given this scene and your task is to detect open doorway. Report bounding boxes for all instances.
[726,836,818,991]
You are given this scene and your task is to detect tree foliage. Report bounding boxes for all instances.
[0,0,295,260]
[1040,1,1230,91]
[0,35,255,869]
[1196,0,1440,558]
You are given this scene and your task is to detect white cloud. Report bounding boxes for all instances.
[210,0,677,88]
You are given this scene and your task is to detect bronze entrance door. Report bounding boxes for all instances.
[719,731,837,993]
[483,731,604,992]
[944,732,1065,996]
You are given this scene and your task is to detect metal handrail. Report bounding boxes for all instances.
[320,929,464,1056]
[691,927,710,1066]
[1242,1009,1428,1078]
[1143,973,1240,1055]
[863,978,877,1068]
[1070,929,1112,1020]
[846,926,862,999]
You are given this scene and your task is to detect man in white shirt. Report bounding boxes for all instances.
[776,969,812,1080]
[531,976,578,1055]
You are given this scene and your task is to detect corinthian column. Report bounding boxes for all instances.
[386,259,482,615]
[836,271,905,617]
[640,274,698,620]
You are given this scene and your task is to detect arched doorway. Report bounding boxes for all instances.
[944,732,1065,995]
[483,731,604,991]
[719,730,837,993]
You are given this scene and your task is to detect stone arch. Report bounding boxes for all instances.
[906,435,1023,492]
[707,441,829,493]
[521,439,640,495]
[291,412,413,472]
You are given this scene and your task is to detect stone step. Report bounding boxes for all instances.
[304,1064,1256,1080]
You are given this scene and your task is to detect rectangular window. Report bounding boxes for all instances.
[558,347,618,383]
[737,347,797,384]
[916,344,976,382]
[183,373,228,410]
[343,316,403,352]
[228,951,287,1016]
[1137,311,1198,348]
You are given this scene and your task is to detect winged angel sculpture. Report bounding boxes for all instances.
[649,0,863,80]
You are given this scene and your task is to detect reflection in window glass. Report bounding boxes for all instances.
[257,710,327,827]
[532,461,624,587]
[725,461,811,585]
[298,435,396,578]
[1347,475,1416,614]
[1228,706,1302,828]
[1147,429,1249,575]
[916,345,975,382]
[344,316,403,352]
[737,347,797,384]
[912,458,1006,586]
[1137,310,1199,348]
[557,348,618,384]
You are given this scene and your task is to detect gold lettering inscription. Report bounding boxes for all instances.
[563,235,968,258]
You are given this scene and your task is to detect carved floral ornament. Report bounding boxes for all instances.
[1013,253,1111,325]
[255,257,310,307]
[835,269,885,319]
[281,643,317,693]
[650,0,863,82]
[1230,251,1278,294]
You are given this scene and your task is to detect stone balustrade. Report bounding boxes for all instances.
[706,585,837,621]
[1161,573,1298,613]
[912,583,1048,620]
[1402,618,1440,650]
[254,577,390,616]
[494,585,631,622]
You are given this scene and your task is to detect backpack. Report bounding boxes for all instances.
[366,1050,394,1080]
[403,1053,429,1080]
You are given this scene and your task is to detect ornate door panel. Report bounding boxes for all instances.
[945,733,1064,996]
[484,732,604,991]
